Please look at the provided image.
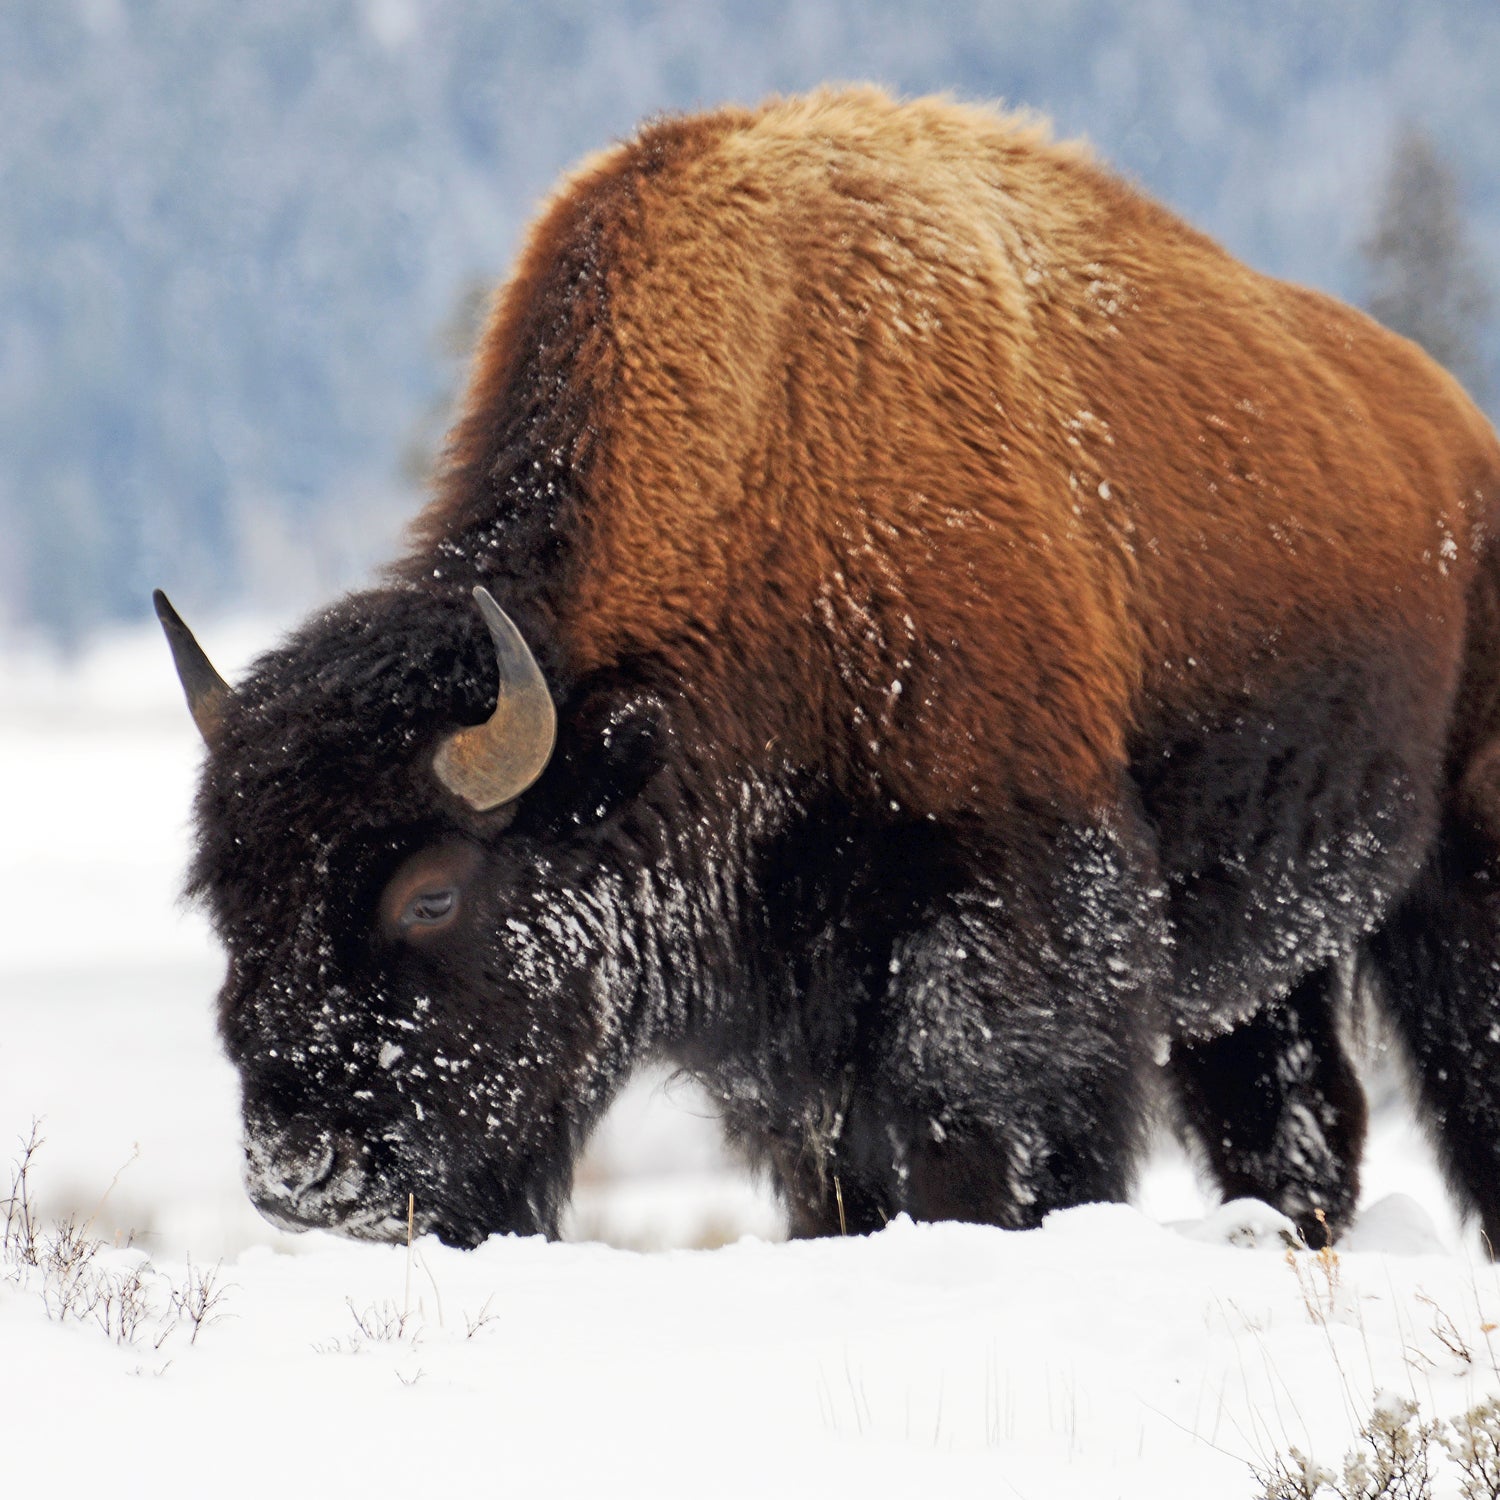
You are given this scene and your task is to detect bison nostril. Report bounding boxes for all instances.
[286,1140,337,1202]
[244,1123,344,1209]
[242,1115,377,1235]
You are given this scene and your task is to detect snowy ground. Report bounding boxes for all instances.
[4,619,1500,1497]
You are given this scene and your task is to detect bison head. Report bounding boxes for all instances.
[157,584,673,1245]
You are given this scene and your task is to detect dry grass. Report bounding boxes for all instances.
[1250,1222,1500,1499]
[2,1122,230,1351]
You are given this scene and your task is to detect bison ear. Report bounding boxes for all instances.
[551,686,669,830]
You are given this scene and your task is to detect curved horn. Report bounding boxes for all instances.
[153,589,230,743]
[433,587,557,811]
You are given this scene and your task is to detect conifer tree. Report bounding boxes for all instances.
[1362,123,1493,405]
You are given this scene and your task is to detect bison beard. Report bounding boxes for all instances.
[160,88,1500,1251]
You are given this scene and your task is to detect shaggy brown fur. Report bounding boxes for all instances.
[409,88,1500,824]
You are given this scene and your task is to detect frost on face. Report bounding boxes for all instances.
[224,754,789,1245]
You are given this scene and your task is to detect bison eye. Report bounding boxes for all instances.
[402,887,458,931]
[380,840,480,942]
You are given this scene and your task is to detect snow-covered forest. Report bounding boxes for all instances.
[2,0,1497,643]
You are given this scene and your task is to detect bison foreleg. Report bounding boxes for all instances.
[830,816,1164,1232]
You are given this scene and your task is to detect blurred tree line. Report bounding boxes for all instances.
[3,1,1497,646]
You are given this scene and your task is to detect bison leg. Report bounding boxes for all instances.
[837,816,1163,1232]
[770,1127,897,1240]
[764,989,1153,1238]
[1167,963,1367,1247]
[719,810,1165,1236]
[1364,801,1500,1251]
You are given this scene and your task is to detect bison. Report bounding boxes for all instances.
[158,87,1500,1250]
